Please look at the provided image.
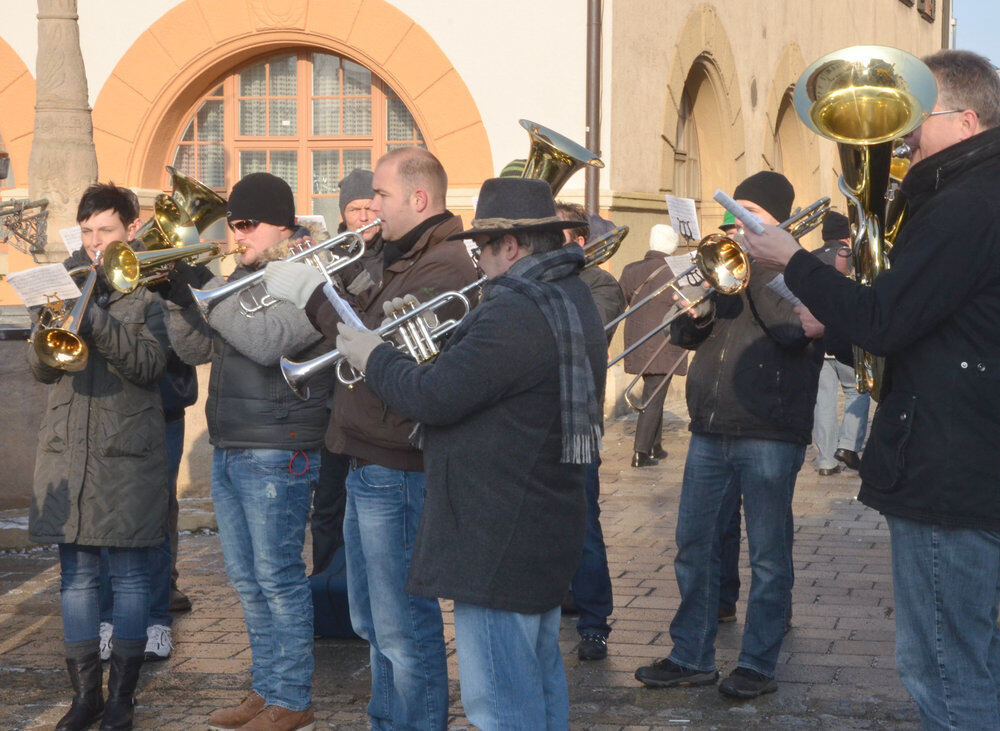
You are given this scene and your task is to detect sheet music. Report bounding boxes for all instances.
[5,264,84,307]
[322,282,367,330]
[713,189,765,234]
[765,273,803,306]
[60,225,83,254]
[664,195,701,241]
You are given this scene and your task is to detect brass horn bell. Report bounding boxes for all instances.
[519,119,603,196]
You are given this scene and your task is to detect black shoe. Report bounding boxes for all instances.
[635,658,719,688]
[578,633,608,661]
[100,653,144,730]
[717,605,737,623]
[56,652,104,731]
[651,444,668,460]
[818,465,842,476]
[834,448,861,471]
[631,452,659,468]
[168,587,192,613]
[718,667,778,699]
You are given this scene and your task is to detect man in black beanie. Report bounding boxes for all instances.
[635,171,824,700]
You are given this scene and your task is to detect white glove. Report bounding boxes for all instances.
[346,269,375,296]
[381,294,439,329]
[262,261,326,309]
[336,322,386,373]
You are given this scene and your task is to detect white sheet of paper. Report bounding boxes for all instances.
[664,195,701,242]
[60,225,83,254]
[322,282,367,330]
[666,254,701,287]
[713,189,765,234]
[765,273,803,306]
[6,264,84,307]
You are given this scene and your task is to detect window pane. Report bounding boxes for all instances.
[210,84,223,96]
[312,197,341,230]
[270,99,297,136]
[343,98,371,136]
[343,60,371,95]
[312,150,340,195]
[197,99,224,142]
[271,150,298,192]
[312,99,341,136]
[240,62,266,96]
[240,150,266,178]
[199,144,225,188]
[172,146,196,177]
[343,150,372,179]
[269,55,297,96]
[240,99,265,136]
[180,120,195,142]
[387,94,417,140]
[312,53,340,96]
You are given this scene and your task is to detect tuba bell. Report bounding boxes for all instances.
[519,119,604,197]
[794,45,937,400]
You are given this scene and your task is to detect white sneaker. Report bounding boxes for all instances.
[143,624,173,661]
[99,622,113,662]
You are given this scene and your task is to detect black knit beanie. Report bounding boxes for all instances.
[227,172,295,228]
[733,171,794,224]
[821,210,851,241]
[338,169,374,217]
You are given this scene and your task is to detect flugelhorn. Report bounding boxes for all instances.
[189,220,380,319]
[30,265,99,372]
[281,276,487,400]
[103,239,240,294]
[607,197,830,369]
[794,45,936,400]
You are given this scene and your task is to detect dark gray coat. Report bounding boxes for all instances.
[29,257,169,547]
[619,250,689,375]
[364,272,607,614]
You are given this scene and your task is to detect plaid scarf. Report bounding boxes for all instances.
[484,243,602,464]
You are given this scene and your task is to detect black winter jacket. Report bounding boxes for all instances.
[671,259,823,444]
[785,126,1000,530]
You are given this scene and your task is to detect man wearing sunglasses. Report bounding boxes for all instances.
[163,172,329,731]
[743,50,1000,729]
[263,147,478,730]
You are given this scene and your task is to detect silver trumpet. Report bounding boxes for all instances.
[281,276,487,400]
[189,219,381,319]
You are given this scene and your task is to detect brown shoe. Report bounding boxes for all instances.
[208,692,266,730]
[239,705,315,730]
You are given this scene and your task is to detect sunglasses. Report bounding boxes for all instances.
[227,219,260,233]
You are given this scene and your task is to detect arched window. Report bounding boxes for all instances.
[673,87,700,203]
[170,50,425,229]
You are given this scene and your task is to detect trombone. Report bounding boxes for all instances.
[281,276,487,399]
[607,197,830,369]
[30,265,99,372]
[189,220,381,319]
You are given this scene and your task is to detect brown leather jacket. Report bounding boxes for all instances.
[305,213,479,470]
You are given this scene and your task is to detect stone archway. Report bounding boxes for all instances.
[0,36,36,187]
[660,3,746,233]
[91,0,493,190]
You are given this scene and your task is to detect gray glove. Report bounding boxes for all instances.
[346,269,375,296]
[380,294,440,330]
[336,322,386,373]
[672,284,712,321]
[262,261,326,309]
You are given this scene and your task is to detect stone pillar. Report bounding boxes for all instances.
[28,0,97,262]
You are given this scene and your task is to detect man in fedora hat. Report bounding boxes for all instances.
[335,177,607,729]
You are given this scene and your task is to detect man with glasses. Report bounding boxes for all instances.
[744,50,1000,728]
[163,172,329,731]
[263,147,477,730]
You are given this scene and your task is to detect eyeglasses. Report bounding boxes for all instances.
[228,219,260,233]
[926,109,965,118]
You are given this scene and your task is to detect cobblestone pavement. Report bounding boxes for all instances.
[0,404,916,729]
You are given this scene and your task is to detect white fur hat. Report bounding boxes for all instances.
[649,224,679,254]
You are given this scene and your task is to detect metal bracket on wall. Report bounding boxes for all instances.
[0,199,50,261]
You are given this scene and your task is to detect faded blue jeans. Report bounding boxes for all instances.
[453,603,567,731]
[668,433,804,678]
[887,516,1000,730]
[212,447,316,712]
[571,460,613,638]
[813,358,870,469]
[343,464,448,730]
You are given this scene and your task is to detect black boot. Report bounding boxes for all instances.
[56,652,104,731]
[99,652,143,730]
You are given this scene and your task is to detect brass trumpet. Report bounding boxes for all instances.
[188,220,380,319]
[30,265,99,371]
[607,197,830,370]
[281,277,487,399]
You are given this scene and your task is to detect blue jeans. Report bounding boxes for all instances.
[343,464,448,730]
[453,603,567,731]
[887,516,1000,730]
[212,447,316,712]
[99,417,185,627]
[571,460,613,637]
[669,434,803,677]
[60,544,150,645]
[813,358,870,469]
[718,495,742,613]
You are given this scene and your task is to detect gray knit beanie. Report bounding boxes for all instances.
[338,169,374,217]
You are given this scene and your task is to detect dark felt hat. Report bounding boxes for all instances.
[822,210,851,241]
[227,172,296,228]
[447,178,585,240]
[733,171,795,224]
